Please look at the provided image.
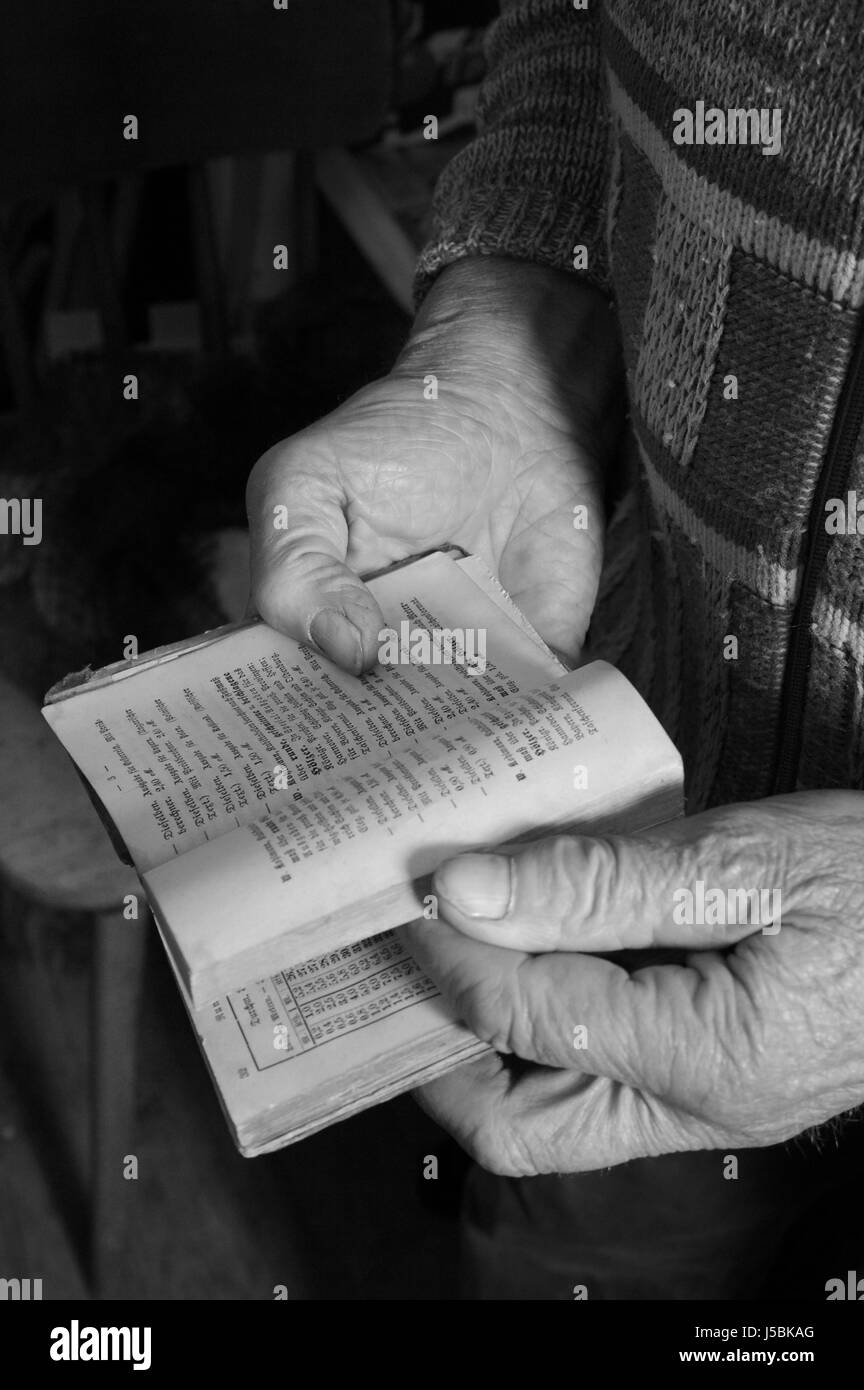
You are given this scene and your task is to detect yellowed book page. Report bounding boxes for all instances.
[176,929,487,1153]
[146,662,683,1005]
[43,551,563,874]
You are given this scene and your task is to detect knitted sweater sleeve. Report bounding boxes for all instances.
[414,0,610,304]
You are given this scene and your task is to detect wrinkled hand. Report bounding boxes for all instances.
[403,791,864,1175]
[247,259,621,670]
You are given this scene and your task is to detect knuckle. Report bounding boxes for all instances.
[450,975,514,1055]
[667,811,786,941]
[545,834,621,925]
[511,960,576,1065]
[450,960,570,1068]
[661,957,760,1122]
[513,837,583,947]
[680,804,770,884]
[605,970,670,1087]
[557,834,643,947]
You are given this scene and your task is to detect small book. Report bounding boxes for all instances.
[43,549,683,1155]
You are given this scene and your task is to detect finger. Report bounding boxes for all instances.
[431,800,793,953]
[402,915,740,1092]
[413,1054,700,1176]
[247,442,386,674]
[496,479,604,663]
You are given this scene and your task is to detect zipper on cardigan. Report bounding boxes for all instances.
[772,316,864,794]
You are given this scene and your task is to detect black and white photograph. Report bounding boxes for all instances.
[0,0,862,1353]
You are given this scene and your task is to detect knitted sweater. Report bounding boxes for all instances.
[417,0,864,812]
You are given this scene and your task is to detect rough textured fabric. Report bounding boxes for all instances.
[415,1,612,296]
[417,0,864,810]
[415,0,864,1302]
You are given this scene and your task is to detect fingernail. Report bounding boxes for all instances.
[435,853,513,919]
[309,608,363,673]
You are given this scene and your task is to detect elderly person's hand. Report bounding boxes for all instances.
[247,258,622,671]
[402,790,864,1176]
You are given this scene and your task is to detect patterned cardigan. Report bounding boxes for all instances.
[416,0,864,812]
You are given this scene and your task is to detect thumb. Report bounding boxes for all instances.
[247,444,385,675]
[432,805,785,952]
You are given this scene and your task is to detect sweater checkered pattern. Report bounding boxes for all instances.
[417,0,864,811]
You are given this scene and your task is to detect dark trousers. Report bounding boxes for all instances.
[460,1139,862,1300]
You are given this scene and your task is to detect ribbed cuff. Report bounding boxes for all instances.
[414,182,611,309]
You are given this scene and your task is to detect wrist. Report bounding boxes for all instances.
[394,256,623,459]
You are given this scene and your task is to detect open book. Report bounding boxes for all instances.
[44,549,683,1155]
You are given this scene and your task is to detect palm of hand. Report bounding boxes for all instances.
[289,377,605,660]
